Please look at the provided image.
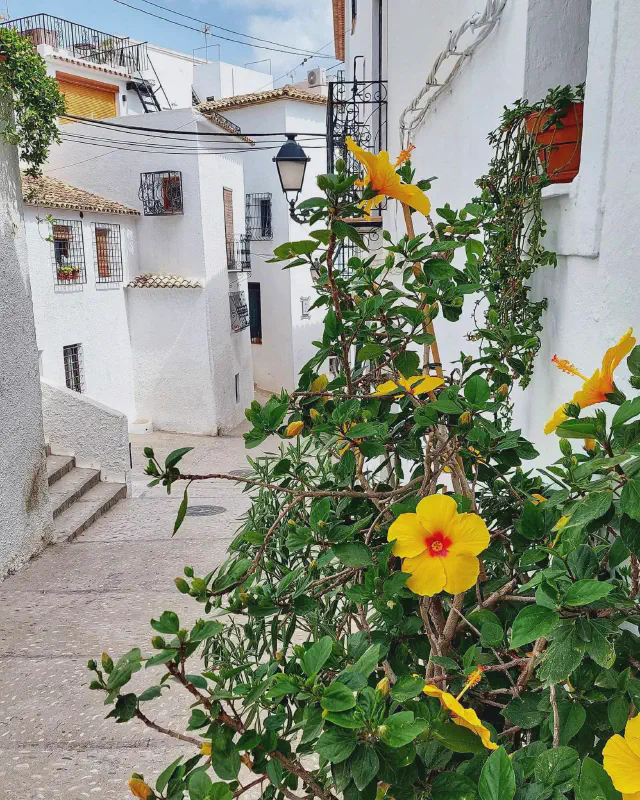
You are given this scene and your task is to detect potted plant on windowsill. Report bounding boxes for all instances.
[57,265,80,282]
[526,84,585,183]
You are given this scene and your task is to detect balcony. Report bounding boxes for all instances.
[139,171,183,216]
[226,235,251,272]
[0,14,148,72]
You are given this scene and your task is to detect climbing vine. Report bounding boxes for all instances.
[472,85,585,389]
[0,27,65,175]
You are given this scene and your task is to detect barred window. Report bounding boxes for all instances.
[139,171,183,215]
[63,343,85,393]
[92,222,123,283]
[229,290,250,332]
[51,219,86,285]
[245,193,272,240]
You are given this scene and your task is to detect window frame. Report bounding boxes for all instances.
[91,222,123,283]
[51,219,86,285]
[63,343,85,393]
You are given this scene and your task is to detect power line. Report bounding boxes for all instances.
[111,0,334,58]
[132,0,330,58]
[255,40,334,92]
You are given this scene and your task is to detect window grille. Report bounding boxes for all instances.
[51,219,86,285]
[63,343,85,392]
[245,193,273,240]
[229,290,250,332]
[139,171,183,216]
[91,222,123,283]
[329,356,340,377]
[226,235,251,272]
[301,296,311,319]
[248,282,262,344]
[334,239,359,278]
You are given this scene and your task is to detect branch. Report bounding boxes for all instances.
[550,683,560,748]
[135,708,201,746]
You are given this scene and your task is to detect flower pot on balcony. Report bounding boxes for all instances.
[526,101,583,184]
[57,268,79,281]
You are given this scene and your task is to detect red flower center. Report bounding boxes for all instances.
[425,531,451,558]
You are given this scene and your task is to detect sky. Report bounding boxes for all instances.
[5,0,339,84]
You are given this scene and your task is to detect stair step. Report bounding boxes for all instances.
[51,482,127,544]
[46,454,76,486]
[49,467,100,518]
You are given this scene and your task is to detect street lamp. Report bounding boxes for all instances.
[273,134,310,223]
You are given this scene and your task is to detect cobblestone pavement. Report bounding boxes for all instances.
[0,412,274,799]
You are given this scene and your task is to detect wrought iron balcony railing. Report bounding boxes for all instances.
[226,235,251,272]
[0,14,148,72]
[229,291,250,333]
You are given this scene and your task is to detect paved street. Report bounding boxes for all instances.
[0,416,273,799]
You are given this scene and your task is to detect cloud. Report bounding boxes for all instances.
[219,0,335,81]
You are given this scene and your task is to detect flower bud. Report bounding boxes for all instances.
[559,438,572,457]
[310,408,321,421]
[191,577,207,594]
[459,411,472,425]
[275,651,284,662]
[584,438,597,453]
[151,636,165,649]
[101,652,114,673]
[87,659,97,671]
[376,677,391,696]
[310,374,328,393]
[200,742,212,756]
[497,384,509,398]
[128,777,153,800]
[174,577,190,594]
[285,420,304,437]
[184,566,194,578]
[239,592,249,603]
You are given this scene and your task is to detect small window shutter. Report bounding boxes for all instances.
[162,175,181,211]
[53,224,72,241]
[248,282,262,344]
[95,227,110,277]
[223,188,234,241]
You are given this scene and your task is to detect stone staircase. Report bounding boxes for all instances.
[46,452,127,543]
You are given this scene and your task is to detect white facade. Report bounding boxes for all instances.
[340,0,640,463]
[0,132,51,578]
[216,93,328,392]
[31,108,254,435]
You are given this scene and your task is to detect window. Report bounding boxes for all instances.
[301,296,311,320]
[229,290,250,332]
[139,171,183,216]
[51,219,86,285]
[329,356,340,377]
[235,373,240,403]
[248,282,262,343]
[245,193,273,240]
[63,343,85,393]
[92,222,123,282]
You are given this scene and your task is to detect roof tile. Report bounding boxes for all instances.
[22,173,139,216]
[198,84,327,113]
[126,274,202,289]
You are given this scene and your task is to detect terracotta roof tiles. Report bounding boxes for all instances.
[126,274,202,289]
[22,173,139,216]
[198,84,327,113]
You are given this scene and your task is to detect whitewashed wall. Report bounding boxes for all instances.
[342,0,640,464]
[220,99,327,393]
[0,131,51,579]
[24,207,139,420]
[193,62,273,102]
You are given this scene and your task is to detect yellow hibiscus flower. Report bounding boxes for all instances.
[129,778,154,800]
[387,494,490,596]
[345,136,431,218]
[285,421,304,437]
[603,715,640,798]
[544,329,636,434]
[423,668,497,750]
[374,374,444,399]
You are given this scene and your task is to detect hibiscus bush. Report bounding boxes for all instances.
[89,146,640,800]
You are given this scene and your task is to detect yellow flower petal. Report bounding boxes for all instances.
[387,514,429,558]
[604,732,640,793]
[200,742,211,756]
[442,552,480,594]
[402,552,446,596]
[403,375,445,396]
[374,380,403,397]
[449,513,490,557]
[625,715,640,759]
[286,421,304,437]
[129,779,154,800]
[531,494,547,505]
[310,374,328,393]
[602,328,636,377]
[423,685,497,749]
[544,404,569,435]
[415,494,458,536]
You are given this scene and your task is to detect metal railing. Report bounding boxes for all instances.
[0,14,148,72]
[226,235,251,272]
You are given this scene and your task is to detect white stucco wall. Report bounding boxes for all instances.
[193,61,273,102]
[24,207,139,420]
[0,131,51,579]
[220,99,327,392]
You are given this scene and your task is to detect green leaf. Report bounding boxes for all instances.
[431,773,479,800]
[613,397,640,428]
[155,756,183,793]
[510,606,559,648]
[501,694,545,729]
[620,514,640,556]
[379,711,427,748]
[479,747,515,800]
[627,345,640,376]
[394,350,420,379]
[621,479,640,521]
[188,769,212,800]
[555,419,599,438]
[519,501,545,540]
[138,685,164,702]
[538,625,585,683]
[351,745,379,791]
[348,644,382,676]
[534,746,580,792]
[309,498,331,532]
[608,694,630,733]
[165,447,193,469]
[564,491,613,529]
[356,343,386,363]
[333,542,373,567]
[189,620,225,643]
[579,757,622,800]
[301,636,333,677]
[434,722,487,753]
[557,701,586,745]
[322,682,357,712]
[173,489,189,536]
[465,375,491,406]
[432,390,464,414]
[391,675,427,702]
[317,726,357,763]
[151,611,180,635]
[564,580,613,607]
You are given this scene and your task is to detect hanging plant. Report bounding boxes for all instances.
[0,27,65,175]
[472,84,585,389]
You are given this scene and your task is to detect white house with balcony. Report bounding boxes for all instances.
[333,0,640,463]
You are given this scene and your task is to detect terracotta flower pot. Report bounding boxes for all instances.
[58,269,79,281]
[526,101,583,184]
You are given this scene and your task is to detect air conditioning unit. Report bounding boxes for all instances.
[307,68,326,87]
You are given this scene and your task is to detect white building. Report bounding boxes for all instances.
[25,106,255,435]
[333,0,640,463]
[199,82,329,392]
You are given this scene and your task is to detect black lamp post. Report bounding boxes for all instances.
[273,134,311,224]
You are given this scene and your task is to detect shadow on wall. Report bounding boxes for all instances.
[0,124,52,579]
